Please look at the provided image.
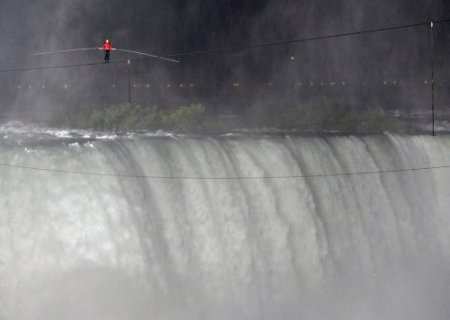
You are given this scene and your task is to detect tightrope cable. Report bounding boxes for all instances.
[1,18,450,73]
[167,21,429,58]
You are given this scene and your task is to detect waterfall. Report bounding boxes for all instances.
[0,131,449,319]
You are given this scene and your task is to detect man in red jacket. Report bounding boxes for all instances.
[100,39,114,63]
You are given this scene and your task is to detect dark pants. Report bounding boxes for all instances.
[104,50,111,63]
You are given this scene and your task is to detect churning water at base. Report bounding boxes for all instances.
[0,129,449,319]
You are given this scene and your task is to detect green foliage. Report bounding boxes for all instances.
[55,99,408,133]
[60,103,208,132]
[244,97,407,133]
[158,104,206,130]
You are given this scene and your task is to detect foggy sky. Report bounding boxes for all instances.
[0,0,442,58]
[0,0,448,117]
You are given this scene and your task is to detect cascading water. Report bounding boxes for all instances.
[0,126,449,320]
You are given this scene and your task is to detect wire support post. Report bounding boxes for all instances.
[127,59,132,104]
[429,19,436,136]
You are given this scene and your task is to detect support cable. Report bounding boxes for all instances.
[0,161,448,181]
[1,19,449,73]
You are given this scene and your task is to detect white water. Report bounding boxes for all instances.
[0,130,449,319]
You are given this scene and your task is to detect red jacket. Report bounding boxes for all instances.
[103,42,112,51]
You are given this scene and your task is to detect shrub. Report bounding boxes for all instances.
[53,100,409,133]
[60,103,207,132]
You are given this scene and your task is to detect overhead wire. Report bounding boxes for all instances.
[165,17,450,58]
[167,21,429,58]
[0,160,449,181]
[0,19,447,178]
[114,48,180,63]
[32,47,180,63]
[0,59,130,74]
[0,18,449,73]
[32,47,99,56]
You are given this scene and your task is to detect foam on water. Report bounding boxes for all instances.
[0,131,449,320]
